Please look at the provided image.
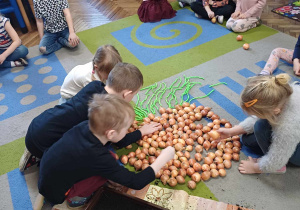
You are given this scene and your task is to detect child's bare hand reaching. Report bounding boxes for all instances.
[293,58,300,76]
[216,127,233,140]
[207,10,215,19]
[139,122,162,136]
[68,32,80,47]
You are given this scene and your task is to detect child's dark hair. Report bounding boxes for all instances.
[106,62,144,93]
[93,45,122,76]
[88,94,135,136]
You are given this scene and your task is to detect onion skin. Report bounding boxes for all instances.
[189,158,196,167]
[188,180,197,190]
[219,169,226,177]
[223,160,232,169]
[211,169,219,178]
[201,171,211,181]
[129,157,136,166]
[193,162,202,172]
[195,145,203,153]
[194,153,202,162]
[155,169,163,178]
[160,174,169,185]
[176,175,185,184]
[187,167,195,176]
[179,168,187,177]
[134,160,142,171]
[208,130,220,140]
[201,164,210,171]
[192,172,201,183]
[204,157,213,165]
[232,153,240,161]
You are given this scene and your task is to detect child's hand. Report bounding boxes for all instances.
[293,58,300,76]
[216,127,233,140]
[238,13,247,19]
[207,11,215,19]
[139,122,162,136]
[68,32,80,47]
[231,11,240,18]
[0,54,7,65]
[159,146,175,161]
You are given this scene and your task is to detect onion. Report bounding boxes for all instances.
[178,122,185,128]
[201,171,211,181]
[138,153,146,160]
[159,107,166,114]
[166,108,173,114]
[207,123,214,128]
[196,124,203,130]
[211,169,219,178]
[224,148,233,154]
[173,159,181,168]
[143,117,151,123]
[213,124,220,130]
[193,162,202,172]
[160,118,167,125]
[186,145,193,152]
[224,123,232,128]
[194,153,202,162]
[155,169,163,178]
[126,145,132,149]
[225,142,233,149]
[163,170,171,176]
[211,114,220,121]
[166,141,173,147]
[184,125,190,132]
[203,140,211,151]
[214,156,223,164]
[184,151,191,159]
[160,174,169,185]
[203,133,210,140]
[151,141,158,148]
[175,143,184,151]
[146,138,153,144]
[175,104,183,110]
[128,127,135,133]
[142,148,149,155]
[148,156,156,164]
[171,169,178,178]
[142,159,148,164]
[191,172,201,183]
[223,160,232,169]
[180,156,188,162]
[169,118,176,126]
[215,150,223,157]
[202,126,211,133]
[188,180,196,190]
[217,163,225,170]
[233,141,241,148]
[220,118,228,124]
[153,116,160,123]
[121,155,128,164]
[135,148,141,155]
[204,157,213,165]
[232,147,240,153]
[182,114,189,120]
[223,153,232,160]
[195,145,203,153]
[201,109,208,117]
[148,147,156,156]
[181,161,190,170]
[168,177,177,187]
[232,153,240,161]
[187,167,195,176]
[210,140,218,149]
[201,164,210,171]
[148,113,155,120]
[207,152,216,160]
[161,113,169,120]
[207,111,214,118]
[155,150,161,157]
[142,163,149,170]
[182,102,190,108]
[232,135,240,141]
[179,168,187,177]
[176,175,185,184]
[190,103,196,109]
[134,160,142,171]
[213,119,221,125]
[184,107,192,113]
[167,159,173,167]
[195,113,202,121]
[127,152,136,158]
[129,158,136,166]
[208,130,220,140]
[189,123,196,130]
[210,163,217,170]
[189,133,198,141]
[197,137,204,145]
[217,142,225,151]
[185,138,194,146]
[219,169,226,177]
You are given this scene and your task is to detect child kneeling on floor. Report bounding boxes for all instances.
[19,63,161,171]
[59,45,122,104]
[35,94,175,208]
[217,74,300,174]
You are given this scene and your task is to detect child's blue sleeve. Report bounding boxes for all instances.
[293,35,300,60]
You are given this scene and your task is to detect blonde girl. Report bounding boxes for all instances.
[218,74,300,174]
[0,14,28,68]
[60,45,122,101]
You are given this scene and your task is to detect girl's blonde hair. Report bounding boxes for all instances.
[88,94,135,136]
[240,73,293,125]
[93,45,122,79]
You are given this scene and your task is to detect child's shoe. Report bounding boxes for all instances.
[265,166,286,174]
[217,15,224,24]
[19,148,39,172]
[67,196,91,209]
[14,58,28,67]
[178,1,187,8]
[195,13,202,18]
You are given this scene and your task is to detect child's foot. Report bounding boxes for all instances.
[255,19,262,27]
[19,148,39,172]
[217,15,224,24]
[178,1,187,8]
[13,58,28,67]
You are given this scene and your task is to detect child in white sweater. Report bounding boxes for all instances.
[60,45,122,101]
[218,74,300,174]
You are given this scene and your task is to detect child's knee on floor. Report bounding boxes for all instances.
[39,46,48,55]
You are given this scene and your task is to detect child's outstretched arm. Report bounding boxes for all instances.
[36,18,44,40]
[217,125,247,140]
[63,8,80,47]
[0,21,21,65]
[150,146,175,174]
[202,0,215,18]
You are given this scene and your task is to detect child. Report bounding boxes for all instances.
[36,94,175,208]
[19,63,159,171]
[60,45,122,102]
[191,0,236,24]
[259,36,300,76]
[217,74,300,174]
[33,0,80,55]
[226,0,266,32]
[0,14,28,68]
[137,0,177,23]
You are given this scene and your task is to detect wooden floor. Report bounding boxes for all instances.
[17,0,299,48]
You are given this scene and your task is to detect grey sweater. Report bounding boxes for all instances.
[239,83,300,172]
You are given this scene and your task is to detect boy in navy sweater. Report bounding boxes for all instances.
[19,63,161,171]
[35,94,175,208]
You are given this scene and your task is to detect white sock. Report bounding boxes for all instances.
[11,61,16,67]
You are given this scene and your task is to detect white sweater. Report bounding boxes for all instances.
[239,83,300,172]
[60,62,101,99]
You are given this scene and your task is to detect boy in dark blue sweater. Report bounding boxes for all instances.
[35,94,175,208]
[19,63,161,171]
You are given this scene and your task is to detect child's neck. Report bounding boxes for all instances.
[104,86,122,98]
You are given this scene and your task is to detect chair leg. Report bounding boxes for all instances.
[8,0,28,33]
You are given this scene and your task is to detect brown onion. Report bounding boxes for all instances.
[175,143,184,151]
[134,160,142,171]
[201,164,210,171]
[148,156,156,164]
[214,156,223,164]
[191,172,201,183]
[181,161,189,170]
[202,126,211,133]
[168,178,177,187]
[187,167,195,176]
[215,150,223,157]
[185,138,194,146]
[204,157,213,165]
[180,157,188,162]
[193,162,202,172]
[129,157,136,166]
[210,140,218,149]
[223,160,232,169]
[232,153,240,161]
[233,141,241,148]
[211,169,219,178]
[127,152,136,158]
[159,107,166,114]
[160,174,169,185]
[155,150,161,157]
[121,155,128,164]
[201,171,211,181]
[126,145,133,149]
[188,180,196,189]
[219,169,226,177]
[224,148,233,154]
[232,135,240,141]
[224,123,232,128]
[195,145,203,153]
[217,142,225,151]
[207,152,216,160]
[203,140,211,151]
[186,145,193,152]
[179,168,187,177]
[148,147,156,156]
[138,153,146,160]
[223,153,232,160]
[232,147,240,153]
[142,163,149,170]
[210,163,217,170]
[176,175,185,184]
[194,153,202,162]
[171,169,178,178]
[163,170,171,176]
[217,163,225,170]
[195,113,202,121]
[182,102,190,108]
[208,130,220,140]
[148,113,155,120]
[197,137,204,145]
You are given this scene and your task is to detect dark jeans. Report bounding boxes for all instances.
[191,0,236,19]
[0,45,28,68]
[242,119,300,166]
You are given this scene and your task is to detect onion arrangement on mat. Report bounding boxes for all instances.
[121,103,241,189]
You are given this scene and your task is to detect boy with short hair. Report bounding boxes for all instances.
[33,0,80,54]
[19,63,159,171]
[36,94,175,208]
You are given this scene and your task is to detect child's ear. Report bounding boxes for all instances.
[273,108,281,115]
[106,130,116,140]
[93,64,98,71]
[123,90,133,99]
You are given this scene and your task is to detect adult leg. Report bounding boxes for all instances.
[190,2,210,19]
[39,31,63,55]
[231,17,259,33]
[260,48,294,75]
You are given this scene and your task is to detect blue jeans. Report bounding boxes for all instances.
[39,28,75,55]
[242,119,300,166]
[0,45,29,68]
